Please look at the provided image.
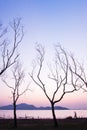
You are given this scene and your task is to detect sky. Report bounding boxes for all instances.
[0,0,87,109]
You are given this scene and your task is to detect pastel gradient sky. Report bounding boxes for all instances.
[0,0,87,109]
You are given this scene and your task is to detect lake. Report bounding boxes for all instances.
[0,110,87,119]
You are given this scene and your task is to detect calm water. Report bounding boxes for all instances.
[0,110,87,119]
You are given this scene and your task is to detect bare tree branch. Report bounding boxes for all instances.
[29,43,78,127]
[2,61,29,127]
[69,54,87,90]
[0,18,24,75]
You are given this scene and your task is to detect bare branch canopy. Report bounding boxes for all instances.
[0,18,24,75]
[29,43,78,127]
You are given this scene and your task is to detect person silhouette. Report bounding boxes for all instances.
[74,111,77,119]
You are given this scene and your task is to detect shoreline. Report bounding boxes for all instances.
[0,118,87,130]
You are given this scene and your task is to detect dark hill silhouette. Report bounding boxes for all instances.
[0,103,69,110]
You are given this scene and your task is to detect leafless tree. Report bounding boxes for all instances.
[69,54,87,92]
[29,44,78,127]
[0,18,24,75]
[2,61,29,127]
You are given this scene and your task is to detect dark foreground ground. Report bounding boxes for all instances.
[0,118,87,130]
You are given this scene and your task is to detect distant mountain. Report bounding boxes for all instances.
[38,106,68,110]
[0,103,69,110]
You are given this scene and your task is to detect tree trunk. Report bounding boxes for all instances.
[13,101,17,127]
[51,102,58,127]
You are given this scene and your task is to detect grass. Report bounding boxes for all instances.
[0,118,87,130]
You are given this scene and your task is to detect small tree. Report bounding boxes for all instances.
[0,18,24,75]
[29,44,78,127]
[3,61,29,127]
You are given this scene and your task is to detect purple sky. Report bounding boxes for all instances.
[0,0,87,109]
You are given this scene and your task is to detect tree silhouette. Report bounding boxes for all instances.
[2,61,29,127]
[29,44,78,127]
[69,54,87,92]
[0,18,24,75]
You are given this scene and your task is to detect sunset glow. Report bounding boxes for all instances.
[0,0,87,109]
